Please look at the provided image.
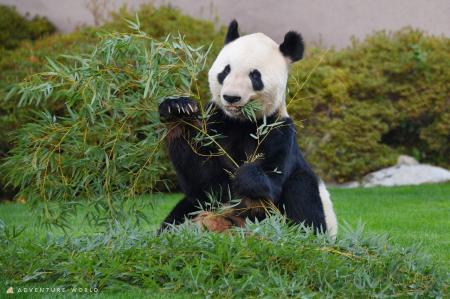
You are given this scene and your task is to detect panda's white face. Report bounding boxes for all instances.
[208,33,290,120]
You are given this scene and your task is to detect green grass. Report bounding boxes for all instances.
[333,183,450,267]
[0,183,449,298]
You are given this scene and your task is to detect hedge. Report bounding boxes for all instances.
[288,29,450,182]
[0,5,55,50]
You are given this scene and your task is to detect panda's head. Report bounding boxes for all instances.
[208,20,304,120]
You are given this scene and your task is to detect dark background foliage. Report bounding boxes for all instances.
[288,30,450,182]
[0,5,55,50]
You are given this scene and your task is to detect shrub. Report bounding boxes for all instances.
[289,29,450,182]
[0,5,55,50]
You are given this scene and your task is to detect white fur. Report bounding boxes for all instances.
[318,182,338,237]
[208,33,290,119]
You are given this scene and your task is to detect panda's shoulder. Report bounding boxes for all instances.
[260,116,296,152]
[266,115,296,137]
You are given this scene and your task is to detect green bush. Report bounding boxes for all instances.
[289,29,450,182]
[0,5,55,50]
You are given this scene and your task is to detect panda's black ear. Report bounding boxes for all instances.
[279,31,304,62]
[225,20,240,45]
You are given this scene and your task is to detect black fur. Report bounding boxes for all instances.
[159,99,327,232]
[217,65,231,84]
[159,97,198,121]
[225,20,240,44]
[279,31,304,62]
[249,69,264,91]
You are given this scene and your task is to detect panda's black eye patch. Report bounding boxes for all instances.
[217,64,231,84]
[249,69,264,91]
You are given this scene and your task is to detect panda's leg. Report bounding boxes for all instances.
[158,196,199,232]
[279,169,337,236]
[317,181,338,237]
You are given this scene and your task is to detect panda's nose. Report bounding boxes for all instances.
[223,95,241,104]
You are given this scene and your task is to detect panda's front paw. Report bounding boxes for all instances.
[232,163,272,200]
[159,97,199,122]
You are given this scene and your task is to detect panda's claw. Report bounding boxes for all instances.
[159,97,199,122]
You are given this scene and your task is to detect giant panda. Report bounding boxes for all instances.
[158,20,337,236]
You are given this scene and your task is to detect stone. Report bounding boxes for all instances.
[396,155,419,166]
[333,181,361,188]
[362,164,450,187]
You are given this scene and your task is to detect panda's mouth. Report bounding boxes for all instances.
[224,105,243,115]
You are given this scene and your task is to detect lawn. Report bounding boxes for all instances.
[333,183,450,266]
[0,183,449,297]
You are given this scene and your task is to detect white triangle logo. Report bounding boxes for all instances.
[6,287,13,294]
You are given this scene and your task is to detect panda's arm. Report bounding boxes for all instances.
[232,120,295,202]
[159,98,230,199]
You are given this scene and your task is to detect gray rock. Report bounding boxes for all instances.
[396,155,419,166]
[362,164,450,187]
[337,181,361,188]
[327,181,361,188]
